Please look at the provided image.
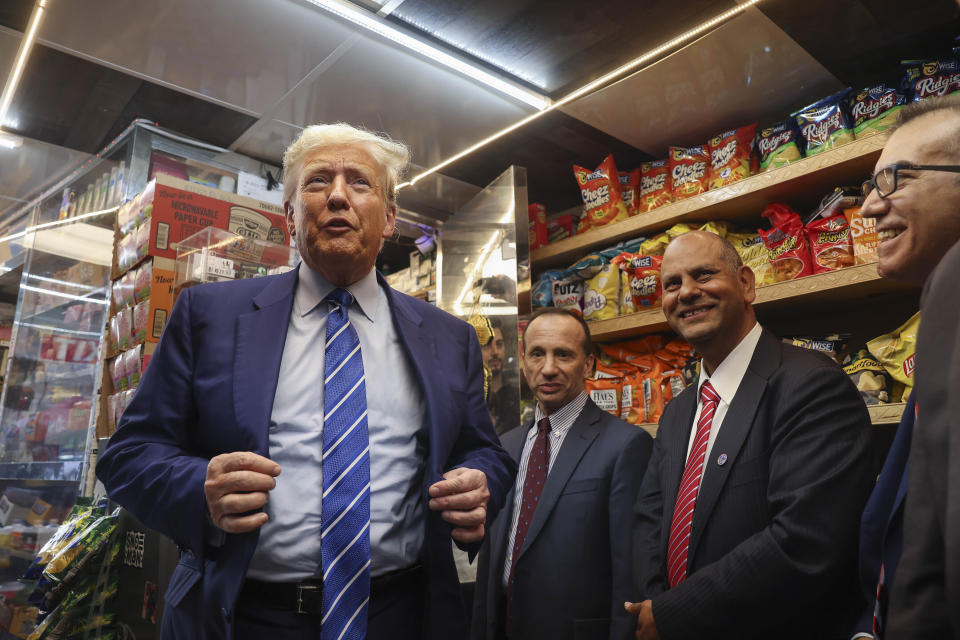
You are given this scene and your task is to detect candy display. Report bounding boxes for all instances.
[708,124,757,190]
[573,155,630,228]
[793,89,855,156]
[669,146,710,201]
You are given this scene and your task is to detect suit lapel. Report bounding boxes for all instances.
[517,402,602,560]
[233,267,299,456]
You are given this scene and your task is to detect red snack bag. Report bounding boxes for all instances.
[612,253,663,308]
[574,155,630,228]
[804,213,855,274]
[546,214,574,243]
[669,146,710,201]
[618,169,641,216]
[528,203,547,249]
[708,124,757,189]
[639,160,672,212]
[759,204,815,282]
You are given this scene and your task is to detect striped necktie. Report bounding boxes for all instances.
[320,288,370,640]
[666,381,720,588]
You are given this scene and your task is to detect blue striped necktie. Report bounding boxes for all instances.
[320,288,370,640]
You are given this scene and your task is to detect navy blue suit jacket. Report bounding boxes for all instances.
[96,266,516,640]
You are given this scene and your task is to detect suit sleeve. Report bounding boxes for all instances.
[445,322,518,555]
[650,363,873,638]
[609,429,653,640]
[632,419,670,601]
[96,288,210,557]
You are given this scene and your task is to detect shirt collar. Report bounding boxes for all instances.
[295,264,379,323]
[697,322,763,405]
[533,390,588,437]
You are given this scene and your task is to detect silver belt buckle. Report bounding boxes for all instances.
[296,583,320,614]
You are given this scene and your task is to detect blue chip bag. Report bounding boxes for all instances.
[793,89,855,156]
[756,120,804,171]
[901,58,960,102]
[532,269,565,308]
[848,85,906,137]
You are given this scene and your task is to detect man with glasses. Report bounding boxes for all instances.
[853,94,960,640]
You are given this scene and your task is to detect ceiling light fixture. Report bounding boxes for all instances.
[0,0,48,135]
[302,0,550,110]
[0,132,23,149]
[397,0,763,189]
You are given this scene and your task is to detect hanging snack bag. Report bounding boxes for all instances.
[727,232,776,286]
[586,377,621,416]
[42,510,119,586]
[669,146,710,201]
[868,311,920,402]
[843,349,892,405]
[528,203,548,250]
[804,213,855,273]
[756,120,804,171]
[759,204,814,282]
[794,89,855,156]
[639,159,673,212]
[849,84,906,137]
[552,276,584,314]
[583,264,622,321]
[843,206,879,264]
[619,169,642,216]
[708,124,757,189]
[901,58,960,102]
[574,155,630,228]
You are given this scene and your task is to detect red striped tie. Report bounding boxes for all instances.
[666,381,720,588]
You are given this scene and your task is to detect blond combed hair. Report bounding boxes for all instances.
[282,123,410,206]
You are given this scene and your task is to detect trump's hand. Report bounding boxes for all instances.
[205,452,281,533]
[625,600,660,640]
[428,467,490,543]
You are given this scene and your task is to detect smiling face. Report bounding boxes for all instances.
[860,110,960,285]
[285,144,396,286]
[521,313,595,414]
[661,232,757,373]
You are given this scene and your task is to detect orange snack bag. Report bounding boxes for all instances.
[612,253,664,309]
[619,169,642,216]
[639,160,673,212]
[843,206,879,265]
[708,124,757,190]
[587,377,622,416]
[528,203,547,249]
[621,368,646,424]
[574,155,630,228]
[805,213,855,273]
[669,146,710,201]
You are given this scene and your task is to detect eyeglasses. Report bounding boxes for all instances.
[862,162,960,199]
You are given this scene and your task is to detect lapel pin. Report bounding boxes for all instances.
[717,453,728,466]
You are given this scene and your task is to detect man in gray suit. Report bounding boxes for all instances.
[472,308,653,640]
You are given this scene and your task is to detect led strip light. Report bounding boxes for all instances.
[0,0,48,131]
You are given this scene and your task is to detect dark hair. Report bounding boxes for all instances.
[891,94,960,159]
[489,317,503,330]
[522,308,593,357]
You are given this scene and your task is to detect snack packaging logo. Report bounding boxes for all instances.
[590,388,618,412]
[228,206,273,240]
[851,91,897,120]
[817,229,848,245]
[903,353,915,377]
[630,274,659,297]
[757,129,794,155]
[711,140,738,173]
[800,112,844,147]
[914,73,960,99]
[769,234,798,257]
[902,59,960,101]
[583,287,607,313]
[672,161,707,186]
[581,185,611,210]
[577,167,606,183]
[641,172,667,194]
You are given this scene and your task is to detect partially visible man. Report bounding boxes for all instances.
[472,308,652,640]
[628,231,873,640]
[97,123,515,640]
[481,318,521,434]
[857,94,960,639]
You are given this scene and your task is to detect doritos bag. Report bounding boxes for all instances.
[639,160,673,212]
[619,169,641,216]
[804,213,855,273]
[669,146,710,201]
[574,155,630,228]
[708,124,757,189]
[759,204,814,282]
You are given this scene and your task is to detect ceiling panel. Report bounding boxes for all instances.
[560,9,844,158]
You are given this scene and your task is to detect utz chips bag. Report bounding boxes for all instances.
[759,204,814,282]
[586,377,621,416]
[619,169,641,216]
[804,213,855,273]
[574,155,630,228]
[756,120,804,171]
[583,264,621,321]
[727,231,776,286]
[794,90,855,156]
[849,84,906,137]
[868,311,920,402]
[639,159,673,212]
[901,58,960,101]
[669,146,710,201]
[528,203,548,250]
[708,124,757,189]
[843,206,879,265]
[552,277,584,313]
[843,349,892,405]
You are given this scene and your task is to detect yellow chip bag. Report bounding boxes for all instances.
[640,233,670,256]
[619,270,635,315]
[727,231,776,287]
[699,220,731,238]
[867,311,920,402]
[665,223,695,239]
[583,264,621,321]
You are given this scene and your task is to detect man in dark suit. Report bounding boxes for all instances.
[858,95,960,639]
[472,308,652,640]
[96,124,515,640]
[628,231,873,640]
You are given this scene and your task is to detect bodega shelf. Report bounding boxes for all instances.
[586,262,917,341]
[531,133,890,271]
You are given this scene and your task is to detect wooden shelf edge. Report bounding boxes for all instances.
[532,133,889,269]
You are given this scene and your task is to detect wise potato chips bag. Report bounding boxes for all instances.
[639,160,673,212]
[708,124,757,189]
[804,213,855,273]
[611,254,663,309]
[759,204,814,282]
[574,155,630,228]
[794,89,855,156]
[902,58,960,102]
[619,169,641,216]
[849,84,906,137]
[756,120,804,171]
[868,311,920,402]
[669,146,710,201]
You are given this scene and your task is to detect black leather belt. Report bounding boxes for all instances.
[240,564,423,615]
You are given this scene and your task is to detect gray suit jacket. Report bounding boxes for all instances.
[472,399,652,640]
[888,238,960,639]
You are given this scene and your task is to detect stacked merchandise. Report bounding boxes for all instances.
[56,163,126,222]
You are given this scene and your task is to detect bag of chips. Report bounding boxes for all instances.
[843,206,879,265]
[583,264,621,321]
[532,270,564,308]
[756,120,804,171]
[868,311,920,402]
[843,349,893,405]
[785,334,850,364]
[698,220,731,238]
[708,124,757,189]
[546,214,574,243]
[849,84,906,137]
[669,146,710,201]
[726,231,775,286]
[528,203,548,250]
[619,169,641,216]
[619,368,646,424]
[639,233,670,256]
[639,159,673,212]
[901,58,960,102]
[794,89,855,156]
[574,155,630,228]
[619,269,635,316]
[804,213,855,273]
[586,377,621,416]
[665,223,695,240]
[568,252,608,280]
[552,277,584,313]
[42,510,119,586]
[612,254,663,309]
[759,204,814,282]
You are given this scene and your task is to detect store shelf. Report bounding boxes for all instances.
[532,133,889,271]
[586,262,916,341]
[869,402,906,425]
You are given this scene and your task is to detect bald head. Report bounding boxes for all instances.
[665,230,743,274]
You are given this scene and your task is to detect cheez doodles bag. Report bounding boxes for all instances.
[619,169,641,216]
[574,155,630,228]
[708,124,757,190]
[804,213,855,273]
[759,203,814,282]
[612,253,663,308]
[669,146,710,201]
[639,160,673,212]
